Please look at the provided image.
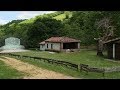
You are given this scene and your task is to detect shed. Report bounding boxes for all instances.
[103,37,120,59]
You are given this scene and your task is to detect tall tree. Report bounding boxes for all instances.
[95,14,115,56]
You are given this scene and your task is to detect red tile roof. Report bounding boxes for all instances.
[45,37,80,43]
[39,41,45,44]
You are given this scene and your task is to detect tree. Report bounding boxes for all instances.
[95,17,115,56]
[26,17,64,48]
[65,11,101,45]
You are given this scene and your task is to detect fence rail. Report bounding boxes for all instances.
[80,64,105,76]
[80,64,120,76]
[105,67,120,72]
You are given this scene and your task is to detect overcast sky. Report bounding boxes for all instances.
[0,11,55,25]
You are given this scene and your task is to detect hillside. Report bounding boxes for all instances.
[19,11,73,24]
[53,11,72,21]
[53,13,66,21]
[0,11,120,49]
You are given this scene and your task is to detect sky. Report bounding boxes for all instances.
[0,11,55,25]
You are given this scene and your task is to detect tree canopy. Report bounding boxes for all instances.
[0,11,120,49]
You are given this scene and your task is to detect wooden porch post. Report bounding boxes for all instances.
[60,42,63,51]
[113,44,115,59]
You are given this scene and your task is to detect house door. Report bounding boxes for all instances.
[115,44,120,59]
[51,44,53,49]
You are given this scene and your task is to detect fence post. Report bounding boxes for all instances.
[102,68,105,77]
[80,64,82,72]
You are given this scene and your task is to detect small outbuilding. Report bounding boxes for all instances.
[104,37,120,60]
[39,37,80,52]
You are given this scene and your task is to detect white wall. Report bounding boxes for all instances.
[40,45,45,51]
[45,42,60,51]
[78,42,80,49]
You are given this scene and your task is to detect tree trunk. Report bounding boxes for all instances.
[97,39,104,56]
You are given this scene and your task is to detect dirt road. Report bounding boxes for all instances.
[0,56,75,79]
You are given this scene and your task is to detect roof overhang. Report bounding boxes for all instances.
[103,37,120,44]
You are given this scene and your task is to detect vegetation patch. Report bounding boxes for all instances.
[0,59,25,79]
[8,50,120,79]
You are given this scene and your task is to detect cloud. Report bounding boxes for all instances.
[0,17,10,25]
[0,11,56,25]
[16,11,55,19]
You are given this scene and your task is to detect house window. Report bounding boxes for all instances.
[51,44,53,49]
[47,44,48,48]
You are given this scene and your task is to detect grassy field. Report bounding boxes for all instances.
[53,13,72,21]
[12,50,120,68]
[10,49,120,79]
[0,60,25,79]
[53,11,73,21]
[53,14,67,21]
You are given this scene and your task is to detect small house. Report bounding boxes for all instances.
[104,37,120,60]
[39,37,80,52]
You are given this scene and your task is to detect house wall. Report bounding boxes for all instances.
[107,43,113,59]
[78,42,80,49]
[40,45,45,51]
[42,42,80,52]
[45,42,60,51]
[107,43,120,60]
[115,44,120,59]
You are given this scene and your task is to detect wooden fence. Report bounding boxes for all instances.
[2,53,78,71]
[1,53,120,77]
[105,67,120,73]
[80,64,105,77]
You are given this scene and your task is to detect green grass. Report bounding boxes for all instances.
[9,49,120,79]
[53,14,67,21]
[19,12,72,25]
[0,60,25,79]
[53,12,72,21]
[12,50,120,68]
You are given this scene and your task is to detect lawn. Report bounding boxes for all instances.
[0,60,25,79]
[12,49,120,68]
[53,14,66,21]
[9,49,120,79]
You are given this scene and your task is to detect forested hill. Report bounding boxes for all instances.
[0,11,120,48]
[19,11,72,24]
